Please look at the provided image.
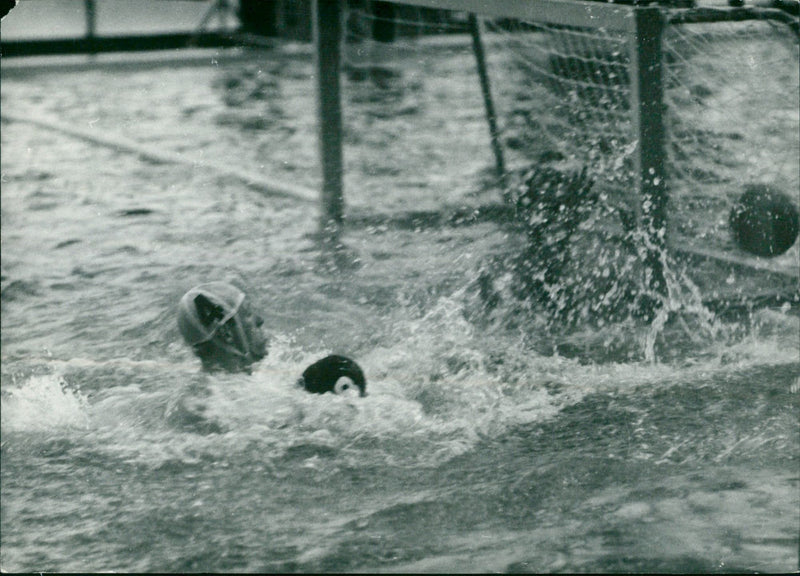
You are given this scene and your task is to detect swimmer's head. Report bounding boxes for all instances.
[298,354,367,397]
[177,282,268,373]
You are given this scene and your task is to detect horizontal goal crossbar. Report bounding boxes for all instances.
[384,0,638,32]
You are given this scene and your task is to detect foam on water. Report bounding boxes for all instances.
[1,286,797,572]
[1,374,90,433]
[6,288,792,469]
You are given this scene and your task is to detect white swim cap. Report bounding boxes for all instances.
[177,282,246,346]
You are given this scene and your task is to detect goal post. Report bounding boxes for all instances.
[372,0,641,31]
[311,0,798,296]
[313,0,345,238]
[630,6,668,293]
[312,0,668,271]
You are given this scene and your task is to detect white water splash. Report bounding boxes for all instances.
[1,374,90,433]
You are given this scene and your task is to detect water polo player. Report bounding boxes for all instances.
[177,282,367,397]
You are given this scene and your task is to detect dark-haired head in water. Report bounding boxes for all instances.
[298,354,367,397]
[177,282,367,396]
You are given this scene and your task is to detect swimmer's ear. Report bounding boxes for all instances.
[194,293,226,326]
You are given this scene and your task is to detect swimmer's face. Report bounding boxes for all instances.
[237,300,268,361]
[196,300,268,374]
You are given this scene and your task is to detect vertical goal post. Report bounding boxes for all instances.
[313,0,346,239]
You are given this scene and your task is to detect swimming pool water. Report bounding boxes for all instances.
[2,45,798,573]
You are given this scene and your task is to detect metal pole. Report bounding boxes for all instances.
[85,0,97,54]
[468,13,506,185]
[312,0,345,238]
[630,6,667,295]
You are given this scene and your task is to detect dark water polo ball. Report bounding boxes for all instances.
[729,184,799,257]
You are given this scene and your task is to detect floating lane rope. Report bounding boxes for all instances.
[1,111,318,204]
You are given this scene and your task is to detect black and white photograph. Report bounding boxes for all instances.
[1,0,798,572]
